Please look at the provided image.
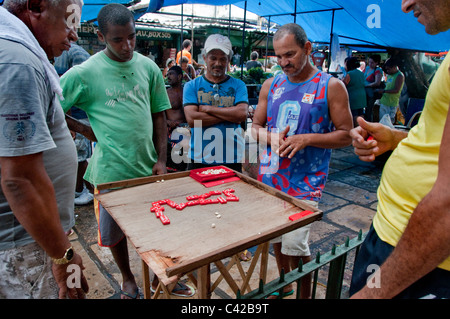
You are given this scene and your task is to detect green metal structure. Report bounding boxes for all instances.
[238,230,366,299]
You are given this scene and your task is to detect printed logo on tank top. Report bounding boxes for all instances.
[276,100,301,136]
[272,87,285,102]
[301,93,315,104]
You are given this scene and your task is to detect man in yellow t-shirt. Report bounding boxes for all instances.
[349,0,450,299]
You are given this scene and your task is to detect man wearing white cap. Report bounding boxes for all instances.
[183,34,249,171]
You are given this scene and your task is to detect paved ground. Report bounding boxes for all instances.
[69,144,386,300]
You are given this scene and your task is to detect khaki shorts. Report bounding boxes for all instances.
[271,200,318,257]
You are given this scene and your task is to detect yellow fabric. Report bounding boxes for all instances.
[374,54,450,271]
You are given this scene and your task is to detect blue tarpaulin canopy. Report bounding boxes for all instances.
[81,0,147,22]
[2,0,448,52]
[146,0,450,53]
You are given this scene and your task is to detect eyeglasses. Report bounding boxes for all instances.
[213,83,220,106]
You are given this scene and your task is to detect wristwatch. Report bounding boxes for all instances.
[52,246,74,265]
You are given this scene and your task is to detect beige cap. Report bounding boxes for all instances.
[204,34,233,58]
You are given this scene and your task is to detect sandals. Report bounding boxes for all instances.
[238,250,252,262]
[120,283,141,299]
[151,281,196,297]
[266,289,295,299]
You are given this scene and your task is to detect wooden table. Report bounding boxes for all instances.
[96,170,322,299]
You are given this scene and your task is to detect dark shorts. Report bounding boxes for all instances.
[350,225,450,299]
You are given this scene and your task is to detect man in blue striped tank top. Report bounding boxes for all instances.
[252,23,353,298]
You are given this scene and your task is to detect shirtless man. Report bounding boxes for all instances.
[166,66,186,131]
[166,65,189,172]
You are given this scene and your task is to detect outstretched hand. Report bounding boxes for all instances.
[277,126,308,159]
[350,117,398,162]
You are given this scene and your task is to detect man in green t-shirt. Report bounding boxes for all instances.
[60,4,174,299]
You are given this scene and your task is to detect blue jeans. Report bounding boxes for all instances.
[350,225,450,298]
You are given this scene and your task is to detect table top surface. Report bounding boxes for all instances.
[96,172,322,278]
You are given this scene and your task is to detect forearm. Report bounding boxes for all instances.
[388,128,408,150]
[167,119,182,129]
[251,123,281,147]
[382,86,402,94]
[383,89,401,94]
[186,109,223,127]
[299,130,352,149]
[152,111,168,164]
[202,104,248,124]
[251,123,269,144]
[65,114,97,142]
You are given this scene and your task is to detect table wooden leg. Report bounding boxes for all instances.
[240,245,263,294]
[214,260,240,295]
[260,242,269,284]
[197,264,211,299]
[141,259,151,299]
[211,257,236,291]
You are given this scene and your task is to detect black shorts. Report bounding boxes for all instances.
[350,225,450,299]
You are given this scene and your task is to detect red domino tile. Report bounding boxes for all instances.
[160,214,170,225]
[217,196,227,204]
[166,200,177,208]
[187,200,200,206]
[288,210,314,221]
[157,199,168,205]
[151,206,164,213]
[176,203,187,210]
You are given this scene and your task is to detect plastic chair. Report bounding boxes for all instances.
[394,98,425,130]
